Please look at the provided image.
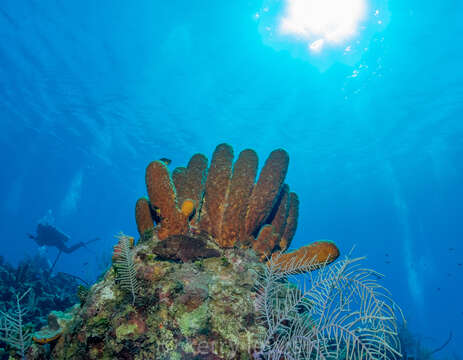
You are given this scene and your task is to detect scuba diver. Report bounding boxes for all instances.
[27,211,99,277]
[28,222,99,254]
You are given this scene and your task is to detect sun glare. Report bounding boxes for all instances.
[279,0,367,53]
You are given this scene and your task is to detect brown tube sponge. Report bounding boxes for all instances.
[252,224,280,259]
[244,149,289,238]
[145,161,188,240]
[135,198,154,236]
[172,167,188,206]
[271,241,340,273]
[279,192,299,251]
[184,154,208,223]
[269,184,289,237]
[220,149,258,247]
[199,144,234,240]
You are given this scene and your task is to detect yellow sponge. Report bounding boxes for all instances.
[181,199,195,218]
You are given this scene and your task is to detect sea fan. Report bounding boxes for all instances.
[114,233,139,305]
[0,288,33,360]
[254,253,403,360]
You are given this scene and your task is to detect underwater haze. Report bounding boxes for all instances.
[0,0,462,358]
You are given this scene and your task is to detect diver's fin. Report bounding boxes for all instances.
[85,237,100,246]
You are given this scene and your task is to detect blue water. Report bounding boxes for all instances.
[1,0,462,357]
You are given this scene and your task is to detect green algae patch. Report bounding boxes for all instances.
[115,323,138,339]
[87,315,110,338]
[178,302,209,337]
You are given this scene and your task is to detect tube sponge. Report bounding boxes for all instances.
[199,144,234,240]
[220,149,258,248]
[135,198,154,236]
[145,161,188,240]
[279,192,299,251]
[182,154,208,224]
[173,154,208,225]
[269,184,290,238]
[271,241,340,273]
[244,149,289,238]
[172,167,188,206]
[252,224,280,259]
[135,144,315,266]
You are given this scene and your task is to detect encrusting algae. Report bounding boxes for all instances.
[28,144,340,360]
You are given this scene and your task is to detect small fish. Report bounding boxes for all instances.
[83,262,88,266]
[385,260,391,264]
[159,158,172,165]
[458,263,462,266]
[385,253,389,257]
[449,247,455,251]
[437,287,441,291]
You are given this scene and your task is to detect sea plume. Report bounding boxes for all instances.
[254,253,403,359]
[0,288,33,360]
[113,234,139,305]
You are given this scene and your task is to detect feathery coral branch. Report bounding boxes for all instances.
[113,234,139,305]
[254,254,403,359]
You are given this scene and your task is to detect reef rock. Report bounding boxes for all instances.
[152,234,221,262]
[35,238,267,359]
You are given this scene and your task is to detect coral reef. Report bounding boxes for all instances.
[0,255,79,359]
[29,145,349,359]
[0,255,78,328]
[35,239,267,359]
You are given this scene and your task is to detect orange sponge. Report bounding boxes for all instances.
[199,144,234,241]
[136,144,303,263]
[252,224,280,259]
[183,154,208,224]
[220,149,258,248]
[135,198,154,236]
[172,167,188,206]
[181,199,195,218]
[145,161,188,240]
[244,149,289,238]
[269,184,289,238]
[271,241,340,273]
[279,192,299,251]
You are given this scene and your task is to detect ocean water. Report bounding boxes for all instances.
[0,0,462,357]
